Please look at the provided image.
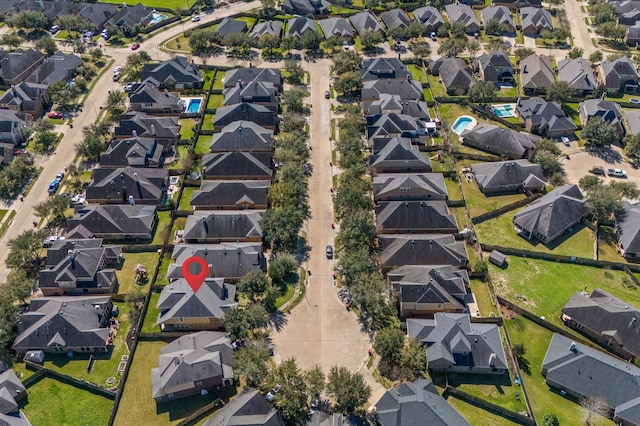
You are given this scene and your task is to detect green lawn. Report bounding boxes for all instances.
[489,256,640,327]
[201,114,215,131]
[457,169,527,218]
[446,395,520,426]
[213,71,226,90]
[40,303,130,389]
[202,69,215,89]
[0,209,7,223]
[21,377,113,426]
[450,207,471,231]
[498,87,518,97]
[407,64,427,84]
[101,0,192,10]
[116,252,159,295]
[179,186,196,211]
[470,279,498,317]
[195,135,211,155]
[427,74,447,98]
[179,118,197,141]
[168,145,190,171]
[165,34,190,51]
[114,341,219,426]
[505,316,614,426]
[598,225,624,262]
[476,211,595,258]
[235,16,256,28]
[444,176,464,200]
[206,94,224,110]
[152,211,172,245]
[141,292,162,333]
[423,88,434,102]
[564,103,582,126]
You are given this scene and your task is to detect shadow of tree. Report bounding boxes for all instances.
[269,311,288,332]
[587,146,623,164]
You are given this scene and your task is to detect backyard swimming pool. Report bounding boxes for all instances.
[149,12,168,25]
[184,98,202,114]
[492,104,516,118]
[452,116,477,134]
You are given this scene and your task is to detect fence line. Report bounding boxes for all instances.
[23,361,116,400]
[471,193,542,224]
[443,386,535,425]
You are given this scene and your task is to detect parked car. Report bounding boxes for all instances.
[430,32,437,41]
[324,90,330,99]
[54,172,64,183]
[47,112,62,119]
[113,72,120,82]
[608,168,627,178]
[326,245,333,259]
[191,14,201,22]
[589,166,605,175]
[50,25,59,34]
[131,43,140,50]
[48,180,60,195]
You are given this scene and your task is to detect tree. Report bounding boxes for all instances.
[581,397,609,425]
[222,308,250,340]
[591,1,616,25]
[533,150,563,177]
[589,50,603,64]
[245,302,270,329]
[106,90,126,120]
[583,116,618,148]
[624,133,640,161]
[334,71,362,96]
[579,175,603,192]
[262,206,305,252]
[409,41,431,59]
[6,270,35,304]
[0,297,18,360]
[268,254,298,283]
[234,342,270,387]
[360,30,383,52]
[568,47,584,59]
[0,34,22,50]
[49,81,79,113]
[596,21,627,43]
[326,366,371,413]
[302,29,322,51]
[514,47,535,60]
[304,366,325,398]
[6,229,49,276]
[512,343,526,360]
[281,87,309,114]
[485,19,507,36]
[284,60,304,85]
[126,287,145,323]
[35,37,57,56]
[10,10,49,32]
[0,156,36,199]
[466,39,481,59]
[486,39,510,54]
[280,35,298,54]
[374,327,405,365]
[437,38,465,57]
[552,27,570,42]
[546,80,574,105]
[468,80,497,104]
[331,51,362,75]
[400,339,426,379]
[270,358,307,423]
[259,34,280,57]
[449,21,467,39]
[76,129,105,161]
[542,413,560,426]
[34,195,70,227]
[238,270,270,302]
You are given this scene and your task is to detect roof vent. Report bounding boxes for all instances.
[569,341,577,352]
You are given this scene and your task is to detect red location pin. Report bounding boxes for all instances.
[182,256,208,293]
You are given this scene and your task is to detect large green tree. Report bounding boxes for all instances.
[582,117,618,148]
[6,228,49,276]
[270,358,308,423]
[374,327,405,365]
[326,366,371,413]
[468,80,497,104]
[237,270,270,302]
[546,80,574,105]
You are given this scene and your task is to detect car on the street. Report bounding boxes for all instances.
[324,90,330,99]
[48,180,60,195]
[113,66,122,73]
[608,168,627,178]
[47,111,62,119]
[131,43,140,50]
[54,172,64,183]
[326,245,333,259]
[589,166,605,176]
[113,72,120,82]
[191,14,200,22]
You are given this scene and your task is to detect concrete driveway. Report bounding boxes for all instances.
[560,143,640,188]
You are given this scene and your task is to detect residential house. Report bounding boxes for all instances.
[222,80,278,110]
[579,98,625,138]
[78,2,119,29]
[471,159,546,194]
[201,152,273,180]
[223,68,282,90]
[318,17,354,39]
[106,2,153,35]
[520,54,556,95]
[369,137,431,174]
[168,243,266,281]
[627,22,640,47]
[349,12,384,35]
[209,121,273,152]
[0,142,13,165]
[366,113,433,142]
[428,57,475,95]
[0,81,49,118]
[513,184,589,243]
[374,379,470,426]
[373,173,448,202]
[282,0,331,16]
[408,313,508,374]
[558,57,597,95]
[444,4,480,34]
[250,21,283,39]
[388,265,469,317]
[13,296,113,354]
[287,16,316,39]
[516,97,577,137]
[375,201,458,234]
[361,79,423,102]
[0,369,29,426]
[562,288,640,360]
[114,113,180,143]
[365,94,430,119]
[412,6,445,33]
[380,9,412,29]
[542,333,640,426]
[65,204,158,240]
[597,56,639,95]
[128,84,183,115]
[0,109,30,144]
[473,50,514,85]
[39,239,122,295]
[213,103,277,131]
[190,180,270,210]
[216,17,248,38]
[182,210,265,243]
[156,278,237,331]
[460,123,540,159]
[0,48,44,85]
[481,5,515,33]
[612,0,640,25]
[625,111,640,136]
[25,51,82,87]
[493,0,541,8]
[140,56,204,90]
[361,58,410,82]
[520,7,553,36]
[378,234,468,269]
[203,387,284,426]
[99,137,169,168]
[151,331,234,403]
[616,200,640,259]
[86,167,168,205]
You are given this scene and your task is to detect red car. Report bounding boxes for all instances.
[47,112,62,119]
[131,43,140,50]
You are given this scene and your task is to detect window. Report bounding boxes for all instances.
[168,393,175,399]
[179,317,184,322]
[196,381,202,387]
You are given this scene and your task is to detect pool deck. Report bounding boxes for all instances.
[182,96,204,114]
[452,115,478,135]
[491,103,517,118]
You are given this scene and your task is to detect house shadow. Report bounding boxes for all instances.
[431,371,513,395]
[156,384,238,421]
[48,345,115,370]
[516,222,587,251]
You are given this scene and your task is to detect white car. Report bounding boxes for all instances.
[191,15,201,22]
[608,168,627,178]
[113,66,122,73]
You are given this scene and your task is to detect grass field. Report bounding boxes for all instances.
[169,145,190,171]
[444,176,464,200]
[21,377,113,426]
[212,71,226,90]
[475,211,595,258]
[206,94,224,110]
[470,279,498,317]
[141,292,162,333]
[427,74,447,98]
[179,186,197,211]
[101,0,192,11]
[489,256,640,327]
[457,168,527,218]
[446,395,521,426]
[504,316,614,425]
[179,118,198,141]
[116,252,159,295]
[201,114,215,131]
[156,255,174,286]
[407,64,427,83]
[152,211,172,245]
[195,135,211,154]
[114,341,219,426]
[598,225,625,262]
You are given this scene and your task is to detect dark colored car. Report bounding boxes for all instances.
[589,167,605,176]
[324,90,330,99]
[48,181,59,195]
[131,43,140,50]
[48,112,62,119]
[326,245,333,259]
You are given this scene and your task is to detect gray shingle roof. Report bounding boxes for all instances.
[99,137,165,168]
[558,57,597,92]
[213,103,277,129]
[25,51,82,86]
[0,48,44,83]
[209,121,273,152]
[520,7,553,33]
[388,264,468,310]
[444,4,480,32]
[380,9,412,29]
[361,79,423,101]
[461,123,539,159]
[151,331,234,399]
[168,243,266,280]
[513,184,589,242]
[429,57,474,91]
[114,112,180,139]
[365,95,430,119]
[579,98,623,129]
[0,369,25,415]
[318,17,354,39]
[366,113,427,141]
[599,56,638,91]
[407,313,508,372]
[369,137,431,173]
[361,58,410,82]
[217,17,248,38]
[250,20,283,38]
[129,84,183,112]
[223,68,281,89]
[349,12,384,35]
[223,80,278,107]
[481,5,515,31]
[375,378,470,426]
[201,152,272,180]
[474,49,513,82]
[86,167,168,204]
[471,159,545,192]
[190,180,270,209]
[65,204,157,239]
[287,16,316,38]
[375,201,457,233]
[520,54,555,90]
[372,173,448,201]
[203,387,284,426]
[378,234,468,267]
[156,278,237,326]
[413,6,445,31]
[617,200,640,256]
[140,56,203,89]
[183,210,264,242]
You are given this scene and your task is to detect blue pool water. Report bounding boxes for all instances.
[453,116,473,133]
[186,99,201,114]
[493,104,515,118]
[149,13,168,25]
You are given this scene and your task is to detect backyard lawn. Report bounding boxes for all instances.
[444,176,463,201]
[469,279,498,317]
[446,395,520,426]
[21,377,113,426]
[201,114,215,131]
[178,118,197,141]
[450,207,472,231]
[156,255,174,286]
[427,75,447,98]
[407,64,427,83]
[116,251,159,295]
[489,256,640,326]
[504,316,614,426]
[114,341,219,426]
[168,145,190,171]
[458,173,527,218]
[475,211,595,259]
[152,211,172,245]
[598,225,624,262]
[206,94,224,110]
[212,71,226,90]
[141,292,162,333]
[179,186,197,211]
[195,135,211,155]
